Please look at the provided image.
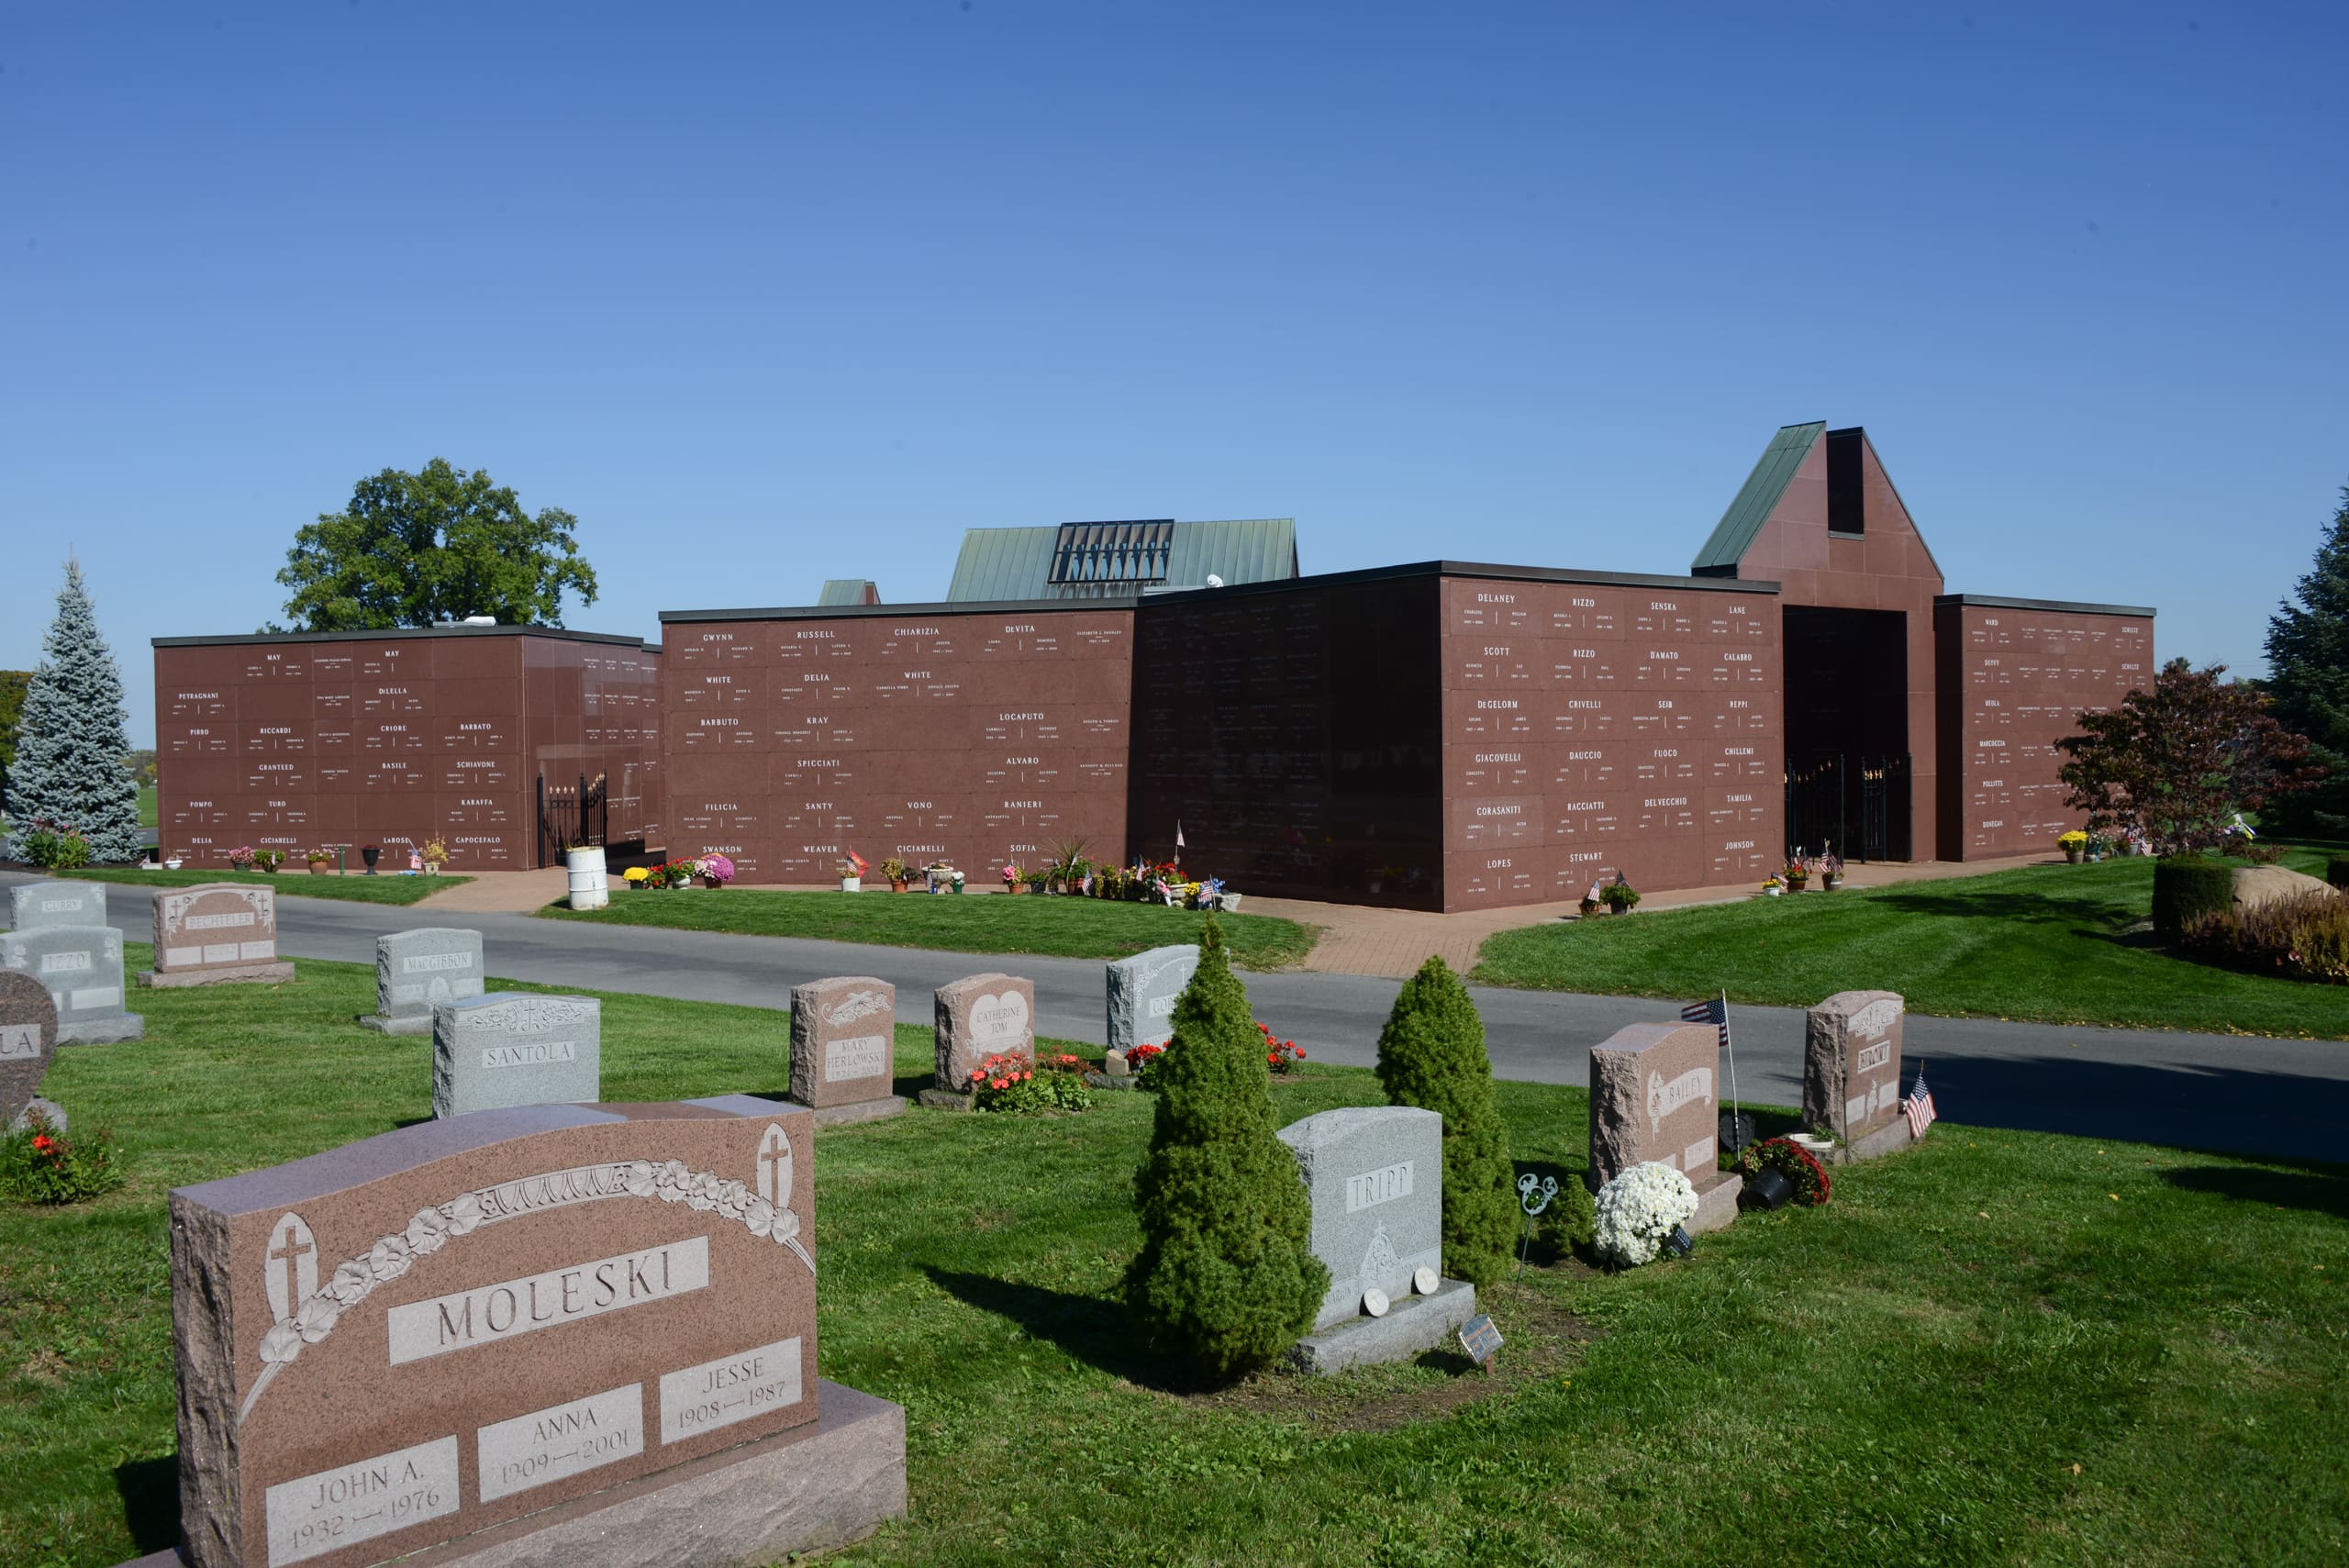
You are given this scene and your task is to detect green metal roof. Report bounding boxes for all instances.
[944,518,1298,602]
[817,578,878,606]
[1690,421,1824,574]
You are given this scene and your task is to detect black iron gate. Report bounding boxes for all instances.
[1784,753,1911,862]
[537,773,607,869]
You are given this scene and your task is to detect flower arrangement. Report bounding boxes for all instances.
[971,1050,1095,1113]
[2058,829,2088,848]
[252,848,286,873]
[1258,1020,1305,1074]
[305,846,333,864]
[1591,1162,1698,1267]
[697,853,736,886]
[624,865,651,886]
[1001,862,1026,890]
[227,845,257,870]
[0,1109,124,1205]
[1598,876,1641,913]
[1126,1041,1167,1088]
[880,857,908,887]
[1734,1137,1832,1206]
[422,839,449,868]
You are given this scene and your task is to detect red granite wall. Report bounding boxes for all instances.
[154,630,661,873]
[658,605,1134,883]
[1933,598,2154,858]
[1439,573,1783,910]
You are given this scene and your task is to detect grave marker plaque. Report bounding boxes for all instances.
[1,923,144,1043]
[1586,1020,1742,1233]
[362,929,485,1036]
[0,970,60,1129]
[432,994,601,1119]
[788,976,905,1124]
[932,973,1035,1094]
[1803,989,1913,1162]
[148,883,295,987]
[1105,943,1197,1055]
[6,878,106,931]
[163,1097,907,1568]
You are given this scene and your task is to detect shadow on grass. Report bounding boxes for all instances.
[1871,888,2133,925]
[115,1453,178,1554]
[921,1265,1217,1394]
[1921,1053,2349,1163]
[2158,1162,2349,1222]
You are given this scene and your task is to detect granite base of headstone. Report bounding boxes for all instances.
[149,1097,905,1568]
[4,924,146,1043]
[2,970,61,1129]
[787,977,905,1127]
[1587,1021,1742,1235]
[9,878,107,930]
[362,929,487,1036]
[1105,944,1197,1055]
[1803,989,1916,1165]
[432,993,601,1118]
[926,973,1036,1110]
[142,883,295,989]
[1276,1106,1476,1373]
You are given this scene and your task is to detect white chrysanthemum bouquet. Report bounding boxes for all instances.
[1592,1161,1698,1267]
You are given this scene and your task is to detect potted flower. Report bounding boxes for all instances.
[164,850,184,870]
[2058,828,2087,864]
[305,848,333,875]
[1598,877,1642,915]
[1820,851,1844,890]
[698,852,736,889]
[360,843,381,874]
[623,865,650,889]
[882,856,909,893]
[422,839,449,875]
[1784,859,1809,893]
[227,845,257,872]
[838,855,863,894]
[1002,862,1027,895]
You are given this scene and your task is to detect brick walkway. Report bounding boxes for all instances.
[1246,851,2061,979]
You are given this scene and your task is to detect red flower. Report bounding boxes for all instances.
[31,1134,55,1153]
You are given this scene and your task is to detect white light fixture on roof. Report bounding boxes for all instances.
[1205,573,1224,588]
[460,616,496,626]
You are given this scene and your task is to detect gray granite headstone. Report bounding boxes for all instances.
[365,928,486,1035]
[7,879,106,930]
[1,924,144,1044]
[1804,989,1913,1161]
[1276,1106,1443,1330]
[932,973,1035,1094]
[0,970,60,1128]
[432,992,601,1118]
[1106,944,1198,1055]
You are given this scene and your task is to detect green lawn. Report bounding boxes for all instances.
[135,787,156,830]
[50,866,467,906]
[7,951,2347,1565]
[1475,850,2349,1039]
[540,886,1319,970]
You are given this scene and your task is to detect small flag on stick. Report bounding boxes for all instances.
[1679,995,1728,1049]
[1904,1063,1938,1140]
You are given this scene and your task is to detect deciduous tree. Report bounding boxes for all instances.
[273,459,597,631]
[2057,658,2320,854]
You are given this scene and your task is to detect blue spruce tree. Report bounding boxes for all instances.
[5,560,143,863]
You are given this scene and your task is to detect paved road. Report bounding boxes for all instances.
[16,873,2347,1163]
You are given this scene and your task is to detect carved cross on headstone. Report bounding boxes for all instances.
[264,1213,317,1322]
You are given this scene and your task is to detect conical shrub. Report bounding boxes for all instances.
[1375,955,1517,1286]
[1125,917,1326,1381]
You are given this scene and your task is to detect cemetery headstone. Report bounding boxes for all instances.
[1104,943,1198,1062]
[1276,1105,1476,1373]
[1803,989,1913,1162]
[7,878,106,930]
[1,923,144,1044]
[145,882,295,987]
[432,993,601,1119]
[166,1097,907,1568]
[0,970,61,1131]
[362,929,486,1035]
[788,976,905,1125]
[1586,1020,1742,1234]
[928,973,1035,1106]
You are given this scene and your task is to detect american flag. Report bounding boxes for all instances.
[1904,1063,1938,1139]
[1679,995,1728,1049]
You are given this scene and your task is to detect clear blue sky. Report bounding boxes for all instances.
[5,3,2343,744]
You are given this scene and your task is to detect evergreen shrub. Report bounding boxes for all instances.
[2153,854,2234,942]
[1125,918,1325,1381]
[1374,956,1517,1287]
[4,561,142,864]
